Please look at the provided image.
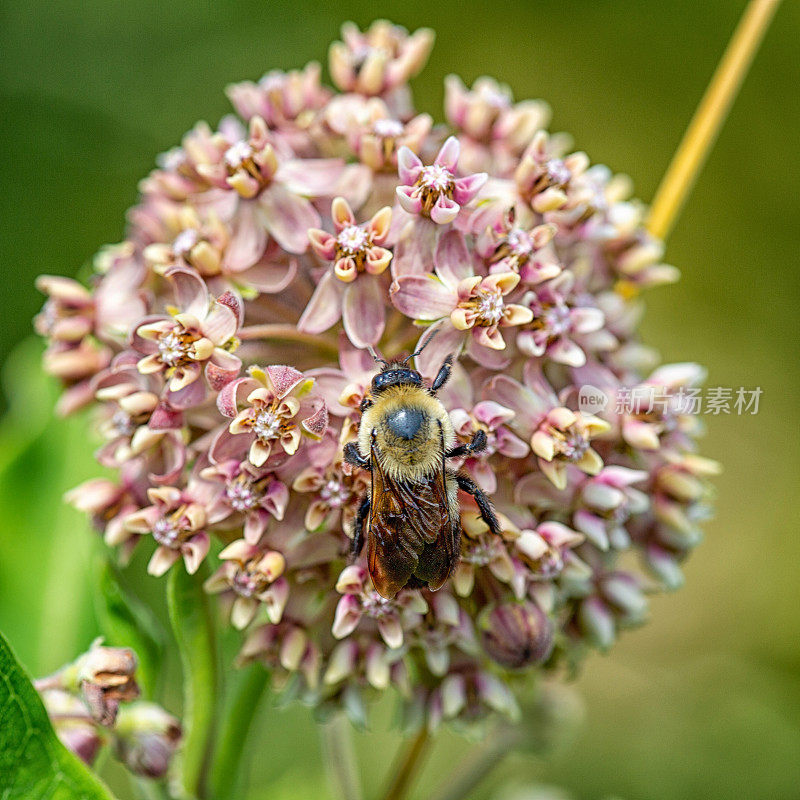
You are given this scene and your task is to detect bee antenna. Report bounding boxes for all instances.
[404,328,439,365]
[367,345,389,367]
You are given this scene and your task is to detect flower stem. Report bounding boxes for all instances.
[238,324,339,357]
[167,565,218,800]
[647,0,781,240]
[381,727,432,800]
[208,663,270,800]
[430,729,522,800]
[320,714,364,800]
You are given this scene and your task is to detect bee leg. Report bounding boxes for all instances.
[359,396,373,414]
[446,429,487,458]
[351,494,370,558]
[344,442,370,470]
[455,473,500,536]
[430,353,454,393]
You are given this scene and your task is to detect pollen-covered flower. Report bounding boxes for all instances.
[132,268,242,406]
[391,231,532,374]
[333,564,427,649]
[298,198,392,348]
[396,137,487,225]
[328,20,434,97]
[205,539,287,628]
[515,130,590,212]
[213,365,328,467]
[36,20,717,737]
[123,486,211,576]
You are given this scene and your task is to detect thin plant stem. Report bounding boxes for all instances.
[237,324,339,357]
[320,714,364,800]
[647,0,781,240]
[430,729,522,800]
[381,727,432,800]
[167,565,218,800]
[209,663,270,800]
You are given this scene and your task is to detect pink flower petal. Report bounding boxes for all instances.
[223,200,268,271]
[413,322,464,378]
[259,183,319,254]
[395,185,423,215]
[434,230,474,285]
[342,278,386,348]
[397,146,423,185]
[453,172,488,205]
[243,257,297,294]
[390,275,457,320]
[392,217,437,277]
[434,136,460,171]
[297,271,345,334]
[203,301,238,345]
[430,196,459,225]
[166,267,208,319]
[205,350,242,391]
[278,158,345,196]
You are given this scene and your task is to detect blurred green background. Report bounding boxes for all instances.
[1,0,799,798]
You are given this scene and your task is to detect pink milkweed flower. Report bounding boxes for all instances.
[132,268,242,408]
[212,365,328,468]
[517,272,606,367]
[199,459,290,544]
[473,207,561,284]
[298,197,393,348]
[515,130,590,213]
[225,62,332,154]
[328,20,434,97]
[407,592,476,677]
[396,136,487,225]
[192,116,354,259]
[449,401,530,493]
[444,75,550,174]
[123,486,211,576]
[204,539,287,629]
[143,205,297,296]
[391,230,533,375]
[293,431,370,534]
[333,564,427,649]
[489,367,610,490]
[571,466,650,551]
[341,98,432,172]
[452,509,516,597]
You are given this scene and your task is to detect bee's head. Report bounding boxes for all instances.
[370,363,423,395]
[366,331,437,396]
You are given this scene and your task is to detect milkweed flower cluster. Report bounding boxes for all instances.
[37,20,718,732]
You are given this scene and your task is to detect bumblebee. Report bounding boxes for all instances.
[344,340,499,599]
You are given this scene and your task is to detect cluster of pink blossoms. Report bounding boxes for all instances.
[37,20,718,731]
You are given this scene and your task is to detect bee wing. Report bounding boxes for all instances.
[367,440,422,598]
[418,422,457,592]
[367,427,455,598]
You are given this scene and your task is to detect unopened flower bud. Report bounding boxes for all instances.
[70,641,140,726]
[113,702,182,779]
[480,601,553,669]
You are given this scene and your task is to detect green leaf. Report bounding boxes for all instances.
[0,629,118,800]
[167,564,218,800]
[93,556,165,698]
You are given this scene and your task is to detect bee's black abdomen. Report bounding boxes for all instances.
[386,407,425,440]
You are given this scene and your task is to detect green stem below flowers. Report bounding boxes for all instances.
[381,727,432,800]
[430,728,522,800]
[167,565,218,800]
[208,663,270,800]
[321,714,364,800]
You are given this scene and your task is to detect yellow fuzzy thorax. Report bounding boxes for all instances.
[358,384,455,482]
